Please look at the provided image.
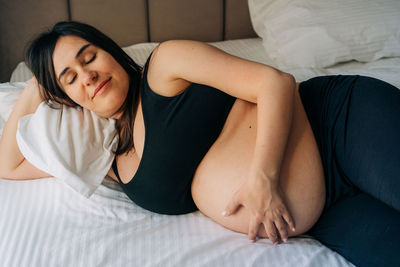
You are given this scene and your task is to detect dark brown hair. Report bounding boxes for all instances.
[25,21,142,155]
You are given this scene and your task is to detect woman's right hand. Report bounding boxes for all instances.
[22,77,44,110]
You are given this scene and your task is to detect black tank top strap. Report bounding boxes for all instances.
[142,51,153,81]
[112,157,123,184]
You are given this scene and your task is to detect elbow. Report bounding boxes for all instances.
[0,161,8,178]
[0,164,14,179]
[266,70,296,93]
[282,73,296,109]
[281,72,296,92]
[279,73,296,103]
[0,169,12,180]
[265,71,296,98]
[256,70,296,103]
[0,159,23,180]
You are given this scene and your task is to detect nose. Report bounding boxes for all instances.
[84,70,98,86]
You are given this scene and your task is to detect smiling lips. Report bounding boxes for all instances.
[93,77,112,99]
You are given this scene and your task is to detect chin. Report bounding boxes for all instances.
[97,98,124,119]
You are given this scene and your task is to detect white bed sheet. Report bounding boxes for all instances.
[4,37,400,267]
[0,177,353,267]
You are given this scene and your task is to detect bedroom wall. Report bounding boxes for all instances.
[0,0,256,82]
[0,0,69,83]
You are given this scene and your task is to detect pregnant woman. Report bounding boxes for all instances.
[0,21,398,267]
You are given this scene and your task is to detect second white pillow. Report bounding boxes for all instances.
[248,0,400,68]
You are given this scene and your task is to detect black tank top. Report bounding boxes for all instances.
[112,52,236,214]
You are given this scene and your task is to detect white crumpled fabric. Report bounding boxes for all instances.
[16,102,119,197]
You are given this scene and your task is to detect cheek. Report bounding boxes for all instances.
[64,87,87,106]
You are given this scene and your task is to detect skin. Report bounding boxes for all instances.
[1,35,327,244]
[52,36,129,119]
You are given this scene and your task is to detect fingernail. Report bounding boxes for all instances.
[221,210,227,217]
[292,227,296,232]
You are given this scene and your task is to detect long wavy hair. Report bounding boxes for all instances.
[25,21,142,155]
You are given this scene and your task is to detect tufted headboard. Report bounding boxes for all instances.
[0,0,257,82]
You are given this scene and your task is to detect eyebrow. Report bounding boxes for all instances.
[57,43,92,82]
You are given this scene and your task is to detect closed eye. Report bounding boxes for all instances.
[68,54,96,84]
[69,74,77,84]
[85,54,96,65]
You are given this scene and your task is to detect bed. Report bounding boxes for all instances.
[1,0,399,266]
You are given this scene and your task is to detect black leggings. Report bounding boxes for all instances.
[298,75,400,267]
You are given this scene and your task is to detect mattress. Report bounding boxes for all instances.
[5,37,399,267]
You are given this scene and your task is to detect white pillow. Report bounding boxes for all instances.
[10,62,33,83]
[16,102,119,197]
[0,82,25,137]
[0,81,119,197]
[248,0,400,68]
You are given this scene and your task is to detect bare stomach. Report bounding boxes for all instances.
[191,83,326,238]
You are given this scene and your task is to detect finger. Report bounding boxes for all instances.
[274,216,288,243]
[248,215,263,242]
[282,210,296,232]
[222,193,241,217]
[264,220,279,244]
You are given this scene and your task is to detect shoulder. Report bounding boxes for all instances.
[146,39,230,97]
[145,41,193,97]
[150,40,218,75]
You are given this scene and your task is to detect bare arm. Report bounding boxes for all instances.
[0,77,52,180]
[231,73,296,242]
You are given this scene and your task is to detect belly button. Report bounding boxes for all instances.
[249,125,252,128]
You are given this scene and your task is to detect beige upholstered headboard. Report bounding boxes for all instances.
[0,0,257,82]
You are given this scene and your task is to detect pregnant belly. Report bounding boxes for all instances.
[191,85,326,238]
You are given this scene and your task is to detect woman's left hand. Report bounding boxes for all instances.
[222,170,295,244]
